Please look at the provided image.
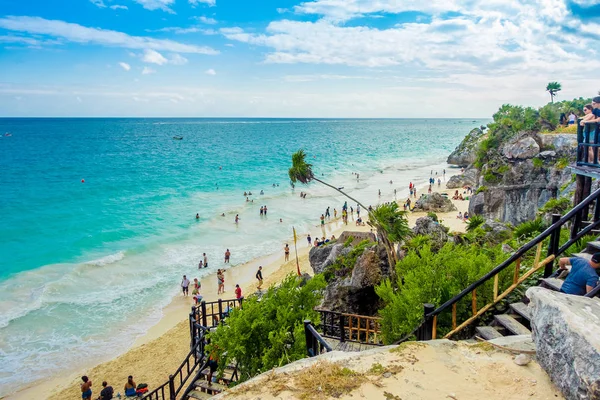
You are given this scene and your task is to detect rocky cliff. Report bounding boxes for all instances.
[447,131,576,225]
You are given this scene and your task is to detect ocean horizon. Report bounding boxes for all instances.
[0,117,486,395]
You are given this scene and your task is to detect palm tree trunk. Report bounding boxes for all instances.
[312,177,369,210]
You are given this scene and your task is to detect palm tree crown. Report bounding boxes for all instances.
[546,82,562,103]
[289,150,315,184]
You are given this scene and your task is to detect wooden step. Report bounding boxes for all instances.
[541,277,564,292]
[194,381,227,395]
[586,241,600,251]
[509,302,531,321]
[475,326,503,340]
[494,314,531,336]
[571,252,593,261]
[188,389,213,400]
[198,368,236,384]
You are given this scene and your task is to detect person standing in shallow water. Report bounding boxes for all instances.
[284,244,290,261]
[224,249,231,263]
[203,253,208,269]
[307,234,312,246]
[181,275,190,296]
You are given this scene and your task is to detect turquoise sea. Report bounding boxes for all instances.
[0,118,485,395]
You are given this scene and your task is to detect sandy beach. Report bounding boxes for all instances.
[11,178,469,400]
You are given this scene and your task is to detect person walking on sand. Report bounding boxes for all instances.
[284,244,290,261]
[307,234,312,246]
[217,269,225,295]
[325,207,331,218]
[256,266,263,289]
[181,275,190,296]
[334,208,338,218]
[235,284,242,299]
[224,249,231,263]
[81,376,92,400]
[357,205,361,218]
[203,253,208,269]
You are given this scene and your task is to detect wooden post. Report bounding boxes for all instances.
[451,303,457,330]
[201,301,207,328]
[546,214,561,277]
[471,290,477,315]
[339,314,345,342]
[533,242,542,269]
[420,303,435,341]
[432,315,438,340]
[513,258,521,284]
[493,274,499,301]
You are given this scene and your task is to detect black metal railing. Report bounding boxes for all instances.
[190,298,243,342]
[304,320,333,357]
[316,309,383,345]
[405,186,600,341]
[141,338,205,400]
[577,122,600,167]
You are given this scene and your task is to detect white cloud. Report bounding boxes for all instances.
[195,16,218,24]
[118,62,131,71]
[0,35,62,47]
[149,26,217,35]
[132,0,175,13]
[142,49,168,65]
[205,69,216,75]
[0,16,218,54]
[142,66,156,75]
[90,0,106,8]
[189,0,216,6]
[110,5,129,10]
[169,54,188,65]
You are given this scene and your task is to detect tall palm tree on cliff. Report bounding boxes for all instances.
[288,149,408,267]
[546,82,562,103]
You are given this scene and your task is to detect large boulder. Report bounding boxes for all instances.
[527,287,600,400]
[337,231,377,246]
[413,192,457,213]
[446,167,478,189]
[481,220,512,244]
[447,127,486,166]
[502,136,540,160]
[540,133,578,157]
[308,243,344,274]
[412,216,449,250]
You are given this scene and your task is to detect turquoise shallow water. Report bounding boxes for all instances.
[0,118,485,394]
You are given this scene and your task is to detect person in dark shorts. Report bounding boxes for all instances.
[81,376,92,400]
[256,266,263,289]
[284,244,290,261]
[224,249,230,263]
[181,275,190,296]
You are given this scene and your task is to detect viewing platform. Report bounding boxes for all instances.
[571,122,600,178]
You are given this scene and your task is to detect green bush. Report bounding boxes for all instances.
[555,157,570,170]
[483,171,500,183]
[496,164,510,174]
[323,240,373,282]
[466,215,485,232]
[476,186,488,194]
[539,104,560,130]
[376,243,510,343]
[427,212,439,222]
[513,218,546,240]
[539,197,571,215]
[207,274,327,382]
[568,234,598,256]
[532,158,543,168]
[344,236,354,247]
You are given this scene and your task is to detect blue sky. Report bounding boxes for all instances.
[0,0,599,117]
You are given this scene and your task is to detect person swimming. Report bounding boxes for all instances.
[196,213,199,219]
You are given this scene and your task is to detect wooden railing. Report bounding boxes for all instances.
[141,338,205,400]
[304,320,333,357]
[577,122,600,167]
[190,298,243,340]
[316,309,383,345]
[411,186,600,341]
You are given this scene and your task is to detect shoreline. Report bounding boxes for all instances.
[9,171,469,400]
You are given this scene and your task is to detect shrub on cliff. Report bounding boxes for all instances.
[206,274,326,382]
[376,243,510,343]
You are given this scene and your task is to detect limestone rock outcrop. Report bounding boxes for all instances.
[413,193,457,213]
[447,127,486,166]
[446,167,478,189]
[502,136,540,160]
[527,287,600,400]
[308,243,344,275]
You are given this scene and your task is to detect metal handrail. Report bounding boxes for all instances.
[304,320,332,357]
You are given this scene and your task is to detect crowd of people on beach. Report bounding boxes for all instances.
[79,374,145,400]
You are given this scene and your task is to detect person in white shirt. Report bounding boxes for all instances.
[181,275,190,296]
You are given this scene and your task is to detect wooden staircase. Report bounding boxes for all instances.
[475,242,598,341]
[185,364,238,400]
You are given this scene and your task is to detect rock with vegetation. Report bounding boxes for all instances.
[413,193,457,213]
[309,243,344,274]
[412,216,449,247]
[527,287,600,400]
[447,127,486,166]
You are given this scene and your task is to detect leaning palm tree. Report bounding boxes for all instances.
[289,150,407,268]
[546,82,562,103]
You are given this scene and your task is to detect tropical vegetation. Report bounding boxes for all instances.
[546,81,562,103]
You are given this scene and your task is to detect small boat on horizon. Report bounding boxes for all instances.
[173,136,183,140]
[4,132,12,137]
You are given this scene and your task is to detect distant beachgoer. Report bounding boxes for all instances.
[198,259,203,269]
[413,189,417,198]
[343,201,347,211]
[249,191,253,196]
[350,206,354,215]
[320,214,325,226]
[331,235,336,240]
[221,213,225,217]
[357,205,361,217]
[217,269,225,294]
[99,381,113,400]
[256,266,263,289]
[246,197,249,202]
[193,278,200,294]
[457,212,463,219]
[124,376,136,397]
[207,348,219,386]
[181,275,190,296]
[428,185,432,194]
[260,190,264,195]
[378,189,381,196]
[203,253,208,269]
[334,209,337,218]
[307,234,312,246]
[243,192,247,196]
[284,244,290,261]
[568,112,576,125]
[325,207,331,218]
[196,213,199,220]
[235,214,240,224]
[224,249,231,263]
[394,189,397,196]
[464,211,469,220]
[81,376,92,400]
[260,206,264,215]
[438,178,441,187]
[264,206,268,215]
[235,284,242,299]
[443,169,446,177]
